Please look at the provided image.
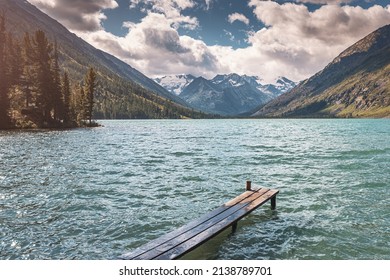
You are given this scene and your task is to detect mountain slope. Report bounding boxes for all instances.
[180,77,229,115]
[1,0,202,119]
[253,24,390,118]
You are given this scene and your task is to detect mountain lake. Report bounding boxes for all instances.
[0,119,389,260]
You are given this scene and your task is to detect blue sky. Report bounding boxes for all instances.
[30,0,390,82]
[102,0,261,48]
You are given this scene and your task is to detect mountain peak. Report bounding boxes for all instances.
[153,74,196,95]
[162,73,296,116]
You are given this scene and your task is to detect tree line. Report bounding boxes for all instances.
[0,15,97,129]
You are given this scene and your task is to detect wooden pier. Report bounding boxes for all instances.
[119,181,279,260]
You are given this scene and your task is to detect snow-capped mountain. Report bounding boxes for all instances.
[154,73,296,116]
[154,74,196,95]
[273,77,297,93]
[257,77,296,97]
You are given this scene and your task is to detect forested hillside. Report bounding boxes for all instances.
[0,0,211,129]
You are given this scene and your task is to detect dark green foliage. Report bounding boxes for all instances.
[0,23,97,129]
[52,40,63,122]
[84,67,96,125]
[25,30,54,124]
[61,71,71,124]
[72,83,86,125]
[93,75,212,119]
[0,14,11,128]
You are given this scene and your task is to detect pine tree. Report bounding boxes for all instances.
[25,30,54,125]
[52,40,63,122]
[5,33,23,121]
[0,14,10,129]
[61,71,71,125]
[84,67,96,125]
[6,34,22,86]
[77,84,86,124]
[22,32,34,109]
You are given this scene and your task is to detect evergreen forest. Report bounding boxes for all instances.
[0,15,100,129]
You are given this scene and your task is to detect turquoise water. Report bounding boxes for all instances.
[0,119,389,260]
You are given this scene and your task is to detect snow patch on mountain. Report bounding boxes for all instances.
[154,74,196,95]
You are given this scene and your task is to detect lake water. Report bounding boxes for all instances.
[0,119,389,260]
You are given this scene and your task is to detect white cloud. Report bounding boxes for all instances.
[232,0,390,82]
[129,0,198,30]
[204,0,213,10]
[228,13,250,25]
[79,12,220,78]
[295,0,352,4]
[29,0,390,83]
[29,0,118,31]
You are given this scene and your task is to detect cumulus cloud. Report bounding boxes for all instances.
[229,0,390,81]
[29,0,390,83]
[79,12,220,78]
[129,0,198,29]
[228,13,250,25]
[29,0,118,31]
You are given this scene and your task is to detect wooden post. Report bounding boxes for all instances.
[271,196,276,210]
[232,222,238,233]
[246,180,252,191]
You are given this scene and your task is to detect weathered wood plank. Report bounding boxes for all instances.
[132,189,272,260]
[119,188,264,260]
[154,189,279,260]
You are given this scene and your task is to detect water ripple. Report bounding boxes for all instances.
[0,119,389,259]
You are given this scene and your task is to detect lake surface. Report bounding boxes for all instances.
[0,119,389,260]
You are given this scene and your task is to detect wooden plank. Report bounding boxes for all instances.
[133,189,274,260]
[154,189,279,260]
[128,189,270,260]
[119,188,265,260]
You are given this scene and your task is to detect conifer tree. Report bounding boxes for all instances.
[6,34,22,86]
[84,67,96,125]
[61,71,71,124]
[22,32,34,109]
[0,14,10,129]
[25,30,54,124]
[77,85,86,124]
[52,40,63,122]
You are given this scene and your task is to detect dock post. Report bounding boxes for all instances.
[246,181,252,191]
[271,196,276,210]
[232,222,238,233]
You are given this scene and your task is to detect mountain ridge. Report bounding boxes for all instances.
[252,24,390,118]
[155,73,296,116]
